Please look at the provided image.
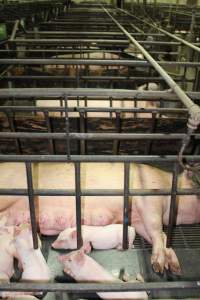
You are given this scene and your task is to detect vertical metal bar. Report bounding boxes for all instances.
[6,110,22,154]
[123,162,130,249]
[75,162,82,249]
[79,112,86,155]
[145,112,157,155]
[84,96,88,119]
[113,112,121,155]
[44,110,55,154]
[166,162,179,247]
[64,95,71,159]
[109,97,113,119]
[60,99,64,117]
[25,162,38,249]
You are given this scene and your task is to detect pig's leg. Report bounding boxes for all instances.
[162,233,181,274]
[135,197,165,273]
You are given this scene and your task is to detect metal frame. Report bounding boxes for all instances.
[1,1,200,297]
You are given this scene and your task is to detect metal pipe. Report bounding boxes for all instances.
[0,132,199,140]
[167,163,179,247]
[0,155,199,163]
[0,88,199,100]
[0,187,199,197]
[4,59,199,66]
[0,281,199,292]
[0,106,188,113]
[9,20,20,41]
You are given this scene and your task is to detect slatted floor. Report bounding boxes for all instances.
[134,224,200,249]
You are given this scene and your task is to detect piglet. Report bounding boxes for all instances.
[52,224,135,250]
[13,224,51,282]
[0,217,15,282]
[58,246,148,299]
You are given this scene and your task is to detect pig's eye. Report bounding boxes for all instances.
[68,258,72,262]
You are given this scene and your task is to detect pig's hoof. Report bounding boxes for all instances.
[165,248,181,275]
[151,252,165,273]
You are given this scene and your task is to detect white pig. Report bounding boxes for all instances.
[0,221,15,282]
[13,224,51,282]
[52,224,135,250]
[58,246,148,299]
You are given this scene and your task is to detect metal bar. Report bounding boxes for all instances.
[0,88,199,101]
[75,162,82,249]
[44,110,55,154]
[0,49,178,55]
[79,112,86,155]
[2,76,192,83]
[0,187,199,197]
[145,112,157,155]
[10,20,20,41]
[113,112,121,155]
[5,111,22,154]
[0,281,199,292]
[64,96,71,159]
[0,155,199,163]
[0,106,188,113]
[25,162,38,249]
[123,162,130,249]
[102,7,200,113]
[167,163,179,247]
[10,39,129,45]
[2,59,200,67]
[0,132,199,140]
[26,30,164,36]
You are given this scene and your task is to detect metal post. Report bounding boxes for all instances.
[166,163,179,247]
[123,162,130,249]
[25,162,38,249]
[75,162,83,249]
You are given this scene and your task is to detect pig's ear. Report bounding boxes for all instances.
[70,230,77,239]
[82,242,92,254]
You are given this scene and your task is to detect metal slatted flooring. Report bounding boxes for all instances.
[134,224,200,249]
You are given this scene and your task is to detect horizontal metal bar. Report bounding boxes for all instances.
[0,88,199,100]
[26,31,165,37]
[0,76,192,84]
[0,49,178,55]
[0,132,199,140]
[0,155,199,163]
[0,59,199,67]
[0,106,187,114]
[11,39,129,45]
[0,188,199,196]
[0,281,199,292]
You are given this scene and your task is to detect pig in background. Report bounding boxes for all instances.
[52,224,135,250]
[58,245,148,300]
